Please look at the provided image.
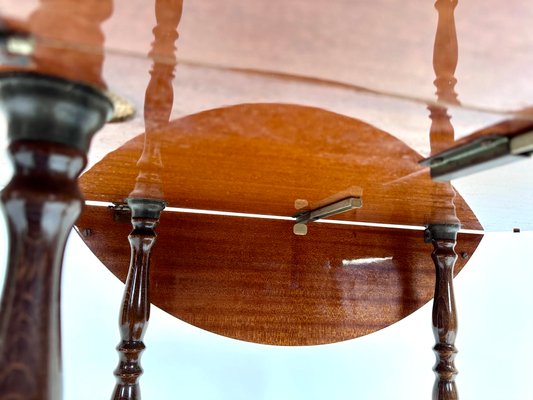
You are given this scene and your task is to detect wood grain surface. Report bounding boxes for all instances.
[79,103,482,230]
[431,236,459,400]
[0,141,86,400]
[76,206,482,346]
[2,0,533,115]
[111,215,160,400]
[4,0,533,207]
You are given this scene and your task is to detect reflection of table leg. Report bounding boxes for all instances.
[0,73,111,399]
[112,198,165,400]
[426,224,459,400]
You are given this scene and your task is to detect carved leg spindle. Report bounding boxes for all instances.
[432,0,459,105]
[428,0,459,155]
[426,224,460,400]
[0,73,112,399]
[112,198,165,400]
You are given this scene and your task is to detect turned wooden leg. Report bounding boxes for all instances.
[0,73,112,400]
[426,224,460,400]
[112,198,165,400]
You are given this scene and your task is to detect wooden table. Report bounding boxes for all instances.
[0,1,531,399]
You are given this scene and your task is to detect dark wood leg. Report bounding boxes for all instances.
[426,224,459,400]
[427,2,460,396]
[0,73,112,400]
[112,198,165,400]
[111,2,180,396]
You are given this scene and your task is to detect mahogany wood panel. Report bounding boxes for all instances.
[4,0,533,201]
[76,206,482,346]
[79,103,482,230]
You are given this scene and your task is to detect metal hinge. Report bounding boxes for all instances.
[292,196,362,235]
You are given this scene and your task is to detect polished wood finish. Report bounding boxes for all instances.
[3,1,532,234]
[4,1,533,147]
[0,3,112,390]
[429,0,459,156]
[0,3,111,398]
[111,3,180,398]
[112,203,163,400]
[30,0,111,87]
[0,71,111,400]
[4,0,533,179]
[0,142,85,399]
[432,0,458,106]
[79,104,482,231]
[0,0,527,398]
[0,0,112,87]
[429,227,459,400]
[3,0,533,115]
[427,4,461,398]
[76,206,482,345]
[129,0,182,201]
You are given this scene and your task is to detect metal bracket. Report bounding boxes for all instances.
[110,202,131,224]
[420,132,533,182]
[292,197,362,235]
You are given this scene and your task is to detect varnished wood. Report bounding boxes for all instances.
[4,1,532,233]
[427,4,460,399]
[79,104,482,231]
[0,141,86,399]
[429,0,459,156]
[0,5,113,398]
[0,0,112,87]
[111,3,180,399]
[432,0,459,106]
[429,228,459,400]
[0,45,111,400]
[3,0,533,115]
[111,201,164,400]
[76,206,482,345]
[3,0,533,175]
[129,0,182,201]
[30,0,111,87]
